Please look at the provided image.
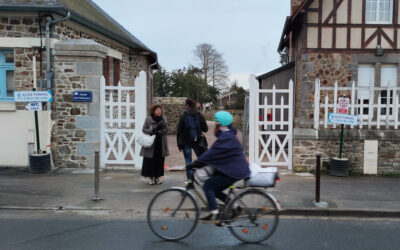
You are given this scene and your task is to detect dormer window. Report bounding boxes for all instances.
[366,0,393,24]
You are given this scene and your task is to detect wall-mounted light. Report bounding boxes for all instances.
[376,45,384,56]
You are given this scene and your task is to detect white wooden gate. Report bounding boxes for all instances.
[100,71,147,168]
[249,76,293,170]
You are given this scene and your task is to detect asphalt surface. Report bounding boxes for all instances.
[0,210,399,250]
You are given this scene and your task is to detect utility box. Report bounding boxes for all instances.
[364,140,378,175]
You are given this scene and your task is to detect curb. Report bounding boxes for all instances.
[1,206,400,218]
[280,207,400,218]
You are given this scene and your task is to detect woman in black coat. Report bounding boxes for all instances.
[140,104,169,184]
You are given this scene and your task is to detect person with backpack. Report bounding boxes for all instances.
[177,99,208,182]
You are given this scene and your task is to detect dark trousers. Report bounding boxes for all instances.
[203,173,238,211]
[183,145,202,179]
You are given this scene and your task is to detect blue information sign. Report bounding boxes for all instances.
[328,112,358,126]
[73,91,93,102]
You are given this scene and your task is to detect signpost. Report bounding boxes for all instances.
[328,96,358,159]
[14,56,53,155]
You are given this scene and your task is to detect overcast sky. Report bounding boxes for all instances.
[92,0,290,89]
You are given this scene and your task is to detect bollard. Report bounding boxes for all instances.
[315,154,321,203]
[93,151,101,201]
[313,154,328,208]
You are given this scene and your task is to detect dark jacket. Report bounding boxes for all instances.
[176,109,208,149]
[197,126,250,180]
[140,116,170,158]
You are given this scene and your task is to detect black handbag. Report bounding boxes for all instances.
[197,133,208,152]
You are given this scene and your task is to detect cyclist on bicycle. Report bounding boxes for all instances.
[187,111,250,223]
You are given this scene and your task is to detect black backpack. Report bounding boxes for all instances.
[185,113,201,142]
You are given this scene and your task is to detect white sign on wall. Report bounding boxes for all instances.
[25,102,42,111]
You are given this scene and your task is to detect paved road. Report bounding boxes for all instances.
[0,210,399,250]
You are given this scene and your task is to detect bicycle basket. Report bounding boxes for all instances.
[245,165,278,187]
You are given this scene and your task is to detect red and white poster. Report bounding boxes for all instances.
[338,97,350,114]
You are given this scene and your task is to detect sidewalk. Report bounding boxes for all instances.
[0,168,399,218]
[0,120,399,217]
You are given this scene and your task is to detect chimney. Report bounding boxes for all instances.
[291,0,304,15]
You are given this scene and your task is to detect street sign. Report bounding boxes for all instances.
[14,91,53,102]
[73,91,92,102]
[328,112,358,126]
[25,102,42,111]
[338,97,350,114]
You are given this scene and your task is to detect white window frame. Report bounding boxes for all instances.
[379,64,397,118]
[357,64,375,119]
[366,0,393,24]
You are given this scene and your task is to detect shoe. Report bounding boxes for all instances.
[155,178,162,184]
[201,213,220,224]
[149,178,155,185]
[185,180,194,189]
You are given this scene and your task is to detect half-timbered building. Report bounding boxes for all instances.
[253,0,400,174]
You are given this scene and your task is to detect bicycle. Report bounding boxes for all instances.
[147,169,280,243]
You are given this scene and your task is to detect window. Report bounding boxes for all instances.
[0,49,14,101]
[380,64,396,116]
[358,64,374,116]
[366,0,393,24]
[103,56,120,86]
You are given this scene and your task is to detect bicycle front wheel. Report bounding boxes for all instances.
[147,188,200,241]
[225,189,279,243]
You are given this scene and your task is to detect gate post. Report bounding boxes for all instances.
[249,75,259,164]
[52,39,107,169]
[134,71,147,169]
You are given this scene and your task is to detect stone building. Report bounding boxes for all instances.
[0,0,158,169]
[255,0,400,174]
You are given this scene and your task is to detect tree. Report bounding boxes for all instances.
[169,66,220,105]
[194,43,229,91]
[225,81,247,109]
[153,68,172,97]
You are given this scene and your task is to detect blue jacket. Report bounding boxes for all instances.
[197,126,250,180]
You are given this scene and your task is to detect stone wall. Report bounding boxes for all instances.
[153,97,186,135]
[293,129,400,174]
[51,39,106,168]
[296,53,353,128]
[56,21,150,86]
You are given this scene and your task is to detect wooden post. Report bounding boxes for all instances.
[314,79,320,129]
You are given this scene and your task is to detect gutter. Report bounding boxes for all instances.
[45,11,70,110]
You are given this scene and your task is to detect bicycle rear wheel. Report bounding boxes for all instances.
[225,189,279,243]
[147,188,199,241]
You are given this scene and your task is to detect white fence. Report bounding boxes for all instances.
[314,79,400,129]
[249,76,293,170]
[100,71,147,168]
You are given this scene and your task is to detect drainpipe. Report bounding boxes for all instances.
[45,11,70,110]
[148,60,158,108]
